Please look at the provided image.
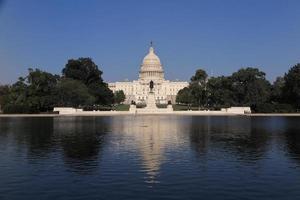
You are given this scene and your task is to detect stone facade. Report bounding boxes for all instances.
[109,45,188,104]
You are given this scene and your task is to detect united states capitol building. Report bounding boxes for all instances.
[108,45,188,104]
[55,43,251,115]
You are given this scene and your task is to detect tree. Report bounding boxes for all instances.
[114,90,126,104]
[182,67,273,112]
[0,85,10,112]
[62,58,103,85]
[26,68,60,112]
[231,67,271,107]
[176,69,208,108]
[2,69,60,113]
[189,82,207,107]
[2,77,32,113]
[206,76,234,108]
[190,69,207,85]
[62,58,114,105]
[88,82,114,105]
[176,87,191,104]
[189,69,208,108]
[283,63,300,109]
[56,79,95,107]
[271,76,285,103]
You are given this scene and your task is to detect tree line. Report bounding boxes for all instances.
[176,64,300,113]
[0,58,125,114]
[1,58,300,113]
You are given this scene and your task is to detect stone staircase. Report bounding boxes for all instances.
[145,92,157,110]
[132,92,173,114]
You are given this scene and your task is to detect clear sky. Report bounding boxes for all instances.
[0,0,300,84]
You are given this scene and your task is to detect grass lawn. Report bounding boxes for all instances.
[114,104,205,111]
[115,104,130,111]
[172,104,202,111]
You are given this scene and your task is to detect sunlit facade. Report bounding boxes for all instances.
[108,45,188,104]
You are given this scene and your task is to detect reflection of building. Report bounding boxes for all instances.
[110,116,184,183]
[109,44,188,104]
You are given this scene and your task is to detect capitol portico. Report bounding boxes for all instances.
[108,44,188,104]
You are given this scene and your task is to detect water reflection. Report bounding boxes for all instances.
[1,116,300,199]
[53,117,110,173]
[179,117,270,163]
[282,117,300,163]
[110,116,183,183]
[102,116,300,181]
[206,117,270,162]
[188,117,211,156]
[1,116,300,169]
[0,117,55,158]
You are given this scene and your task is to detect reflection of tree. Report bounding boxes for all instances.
[221,127,269,161]
[0,118,11,141]
[5,117,55,158]
[61,132,102,160]
[54,117,110,173]
[189,117,271,163]
[189,117,210,156]
[26,118,54,156]
[285,130,300,162]
[283,118,300,163]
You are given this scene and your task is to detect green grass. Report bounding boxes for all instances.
[156,104,168,108]
[172,104,202,111]
[114,104,130,111]
[114,104,210,111]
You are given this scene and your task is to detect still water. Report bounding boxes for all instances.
[0,116,300,200]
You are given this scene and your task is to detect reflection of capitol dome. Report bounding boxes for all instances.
[110,116,183,184]
[139,46,164,81]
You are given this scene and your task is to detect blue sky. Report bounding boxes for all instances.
[0,0,300,84]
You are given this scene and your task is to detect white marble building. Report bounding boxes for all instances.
[108,45,188,104]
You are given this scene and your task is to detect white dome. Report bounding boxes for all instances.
[142,47,162,68]
[139,45,164,81]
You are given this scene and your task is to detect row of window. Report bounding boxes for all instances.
[118,87,181,92]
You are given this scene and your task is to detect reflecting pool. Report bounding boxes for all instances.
[0,116,300,199]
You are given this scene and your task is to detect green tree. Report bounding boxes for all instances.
[2,69,60,113]
[190,69,208,84]
[62,58,114,105]
[189,69,208,108]
[283,63,300,109]
[176,87,191,104]
[62,58,103,85]
[271,76,285,103]
[231,67,271,108]
[114,90,126,104]
[189,83,207,107]
[206,76,234,108]
[3,77,32,113]
[26,68,60,111]
[0,85,10,112]
[56,79,95,107]
[88,82,114,105]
